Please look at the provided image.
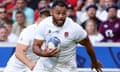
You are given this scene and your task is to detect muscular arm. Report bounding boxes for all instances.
[15,43,36,70]
[33,39,59,57]
[79,36,97,63]
[32,39,44,56]
[79,36,102,72]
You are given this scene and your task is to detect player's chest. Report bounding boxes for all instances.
[44,28,76,47]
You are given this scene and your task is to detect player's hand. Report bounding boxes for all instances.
[28,61,36,71]
[42,46,60,57]
[91,61,103,72]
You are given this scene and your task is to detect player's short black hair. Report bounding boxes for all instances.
[40,9,50,17]
[52,0,68,9]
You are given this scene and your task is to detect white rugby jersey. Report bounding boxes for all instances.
[35,16,87,64]
[17,24,39,61]
[4,24,41,72]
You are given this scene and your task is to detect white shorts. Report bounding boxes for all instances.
[33,57,78,72]
[4,54,32,72]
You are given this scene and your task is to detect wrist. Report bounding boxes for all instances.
[38,50,47,57]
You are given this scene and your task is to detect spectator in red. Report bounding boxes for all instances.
[66,0,85,13]
[0,0,15,18]
[66,0,77,8]
[0,6,7,24]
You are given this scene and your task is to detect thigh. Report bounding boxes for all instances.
[53,64,78,72]
[53,60,78,72]
[33,58,53,72]
[4,55,27,72]
[4,65,26,72]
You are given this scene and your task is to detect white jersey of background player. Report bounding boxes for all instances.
[32,1,103,72]
[4,9,50,72]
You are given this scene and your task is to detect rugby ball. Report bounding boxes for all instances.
[47,36,61,49]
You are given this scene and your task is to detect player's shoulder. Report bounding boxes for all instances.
[37,16,52,27]
[40,16,52,24]
[24,24,36,31]
[66,17,83,30]
[21,24,36,34]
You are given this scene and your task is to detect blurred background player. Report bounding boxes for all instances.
[32,1,102,72]
[4,8,51,72]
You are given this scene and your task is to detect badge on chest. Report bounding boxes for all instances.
[64,32,69,38]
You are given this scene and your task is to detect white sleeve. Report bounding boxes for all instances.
[34,22,45,40]
[75,25,87,42]
[17,29,30,46]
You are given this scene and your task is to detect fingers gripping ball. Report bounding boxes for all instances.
[47,36,61,49]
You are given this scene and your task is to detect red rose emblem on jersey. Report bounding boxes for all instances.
[64,32,69,38]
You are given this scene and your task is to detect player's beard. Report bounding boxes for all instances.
[53,17,66,27]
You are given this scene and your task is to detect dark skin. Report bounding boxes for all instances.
[79,36,103,72]
[33,5,103,72]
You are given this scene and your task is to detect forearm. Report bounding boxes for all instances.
[86,44,98,63]
[32,45,44,56]
[15,50,33,67]
[15,43,34,67]
[32,39,45,56]
[79,37,98,63]
[33,39,59,57]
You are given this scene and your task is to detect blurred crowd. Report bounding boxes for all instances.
[0,0,120,45]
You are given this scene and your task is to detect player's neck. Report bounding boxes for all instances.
[53,21,64,27]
